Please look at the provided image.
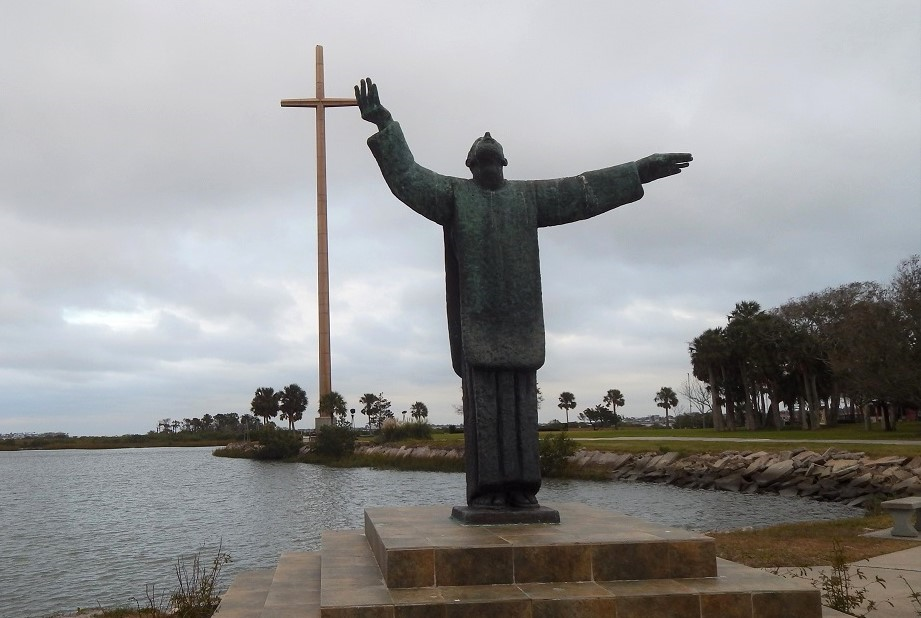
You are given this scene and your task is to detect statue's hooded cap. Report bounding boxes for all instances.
[466,132,508,168]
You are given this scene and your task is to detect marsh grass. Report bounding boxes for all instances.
[344,452,464,473]
[1,434,232,451]
[70,544,232,618]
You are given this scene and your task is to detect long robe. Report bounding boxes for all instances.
[367,122,645,504]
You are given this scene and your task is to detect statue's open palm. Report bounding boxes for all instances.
[355,78,392,129]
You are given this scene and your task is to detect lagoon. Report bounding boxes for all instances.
[0,447,861,618]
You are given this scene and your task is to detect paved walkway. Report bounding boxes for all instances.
[578,436,921,446]
[776,535,921,618]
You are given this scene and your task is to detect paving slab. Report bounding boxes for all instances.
[772,543,921,618]
[213,568,275,618]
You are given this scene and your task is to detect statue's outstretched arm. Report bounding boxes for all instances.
[636,153,693,184]
[355,78,393,131]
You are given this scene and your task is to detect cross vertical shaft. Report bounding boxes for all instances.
[282,45,357,414]
[314,46,331,403]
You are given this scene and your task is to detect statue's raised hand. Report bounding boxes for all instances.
[355,78,392,130]
[636,153,693,184]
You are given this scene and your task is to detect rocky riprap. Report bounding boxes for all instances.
[357,444,464,460]
[571,447,921,506]
[358,444,921,507]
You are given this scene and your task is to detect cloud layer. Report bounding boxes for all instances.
[1,1,918,434]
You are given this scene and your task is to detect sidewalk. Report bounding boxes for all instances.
[775,534,921,618]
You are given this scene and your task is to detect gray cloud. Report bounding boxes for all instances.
[1,1,918,434]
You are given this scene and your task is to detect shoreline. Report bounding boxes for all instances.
[356,443,921,505]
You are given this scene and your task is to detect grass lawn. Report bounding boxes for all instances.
[424,422,921,458]
[709,513,920,568]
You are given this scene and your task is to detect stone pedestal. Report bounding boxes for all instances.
[216,503,829,617]
[450,504,560,525]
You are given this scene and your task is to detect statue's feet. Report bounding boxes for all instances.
[470,492,508,509]
[508,490,539,509]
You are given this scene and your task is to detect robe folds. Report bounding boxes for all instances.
[367,122,644,503]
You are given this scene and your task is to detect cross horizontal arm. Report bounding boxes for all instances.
[281,97,358,108]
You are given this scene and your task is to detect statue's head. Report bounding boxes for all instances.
[465,132,507,168]
[466,132,507,189]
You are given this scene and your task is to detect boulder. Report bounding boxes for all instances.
[714,472,746,492]
[792,450,821,463]
[754,460,796,487]
[893,476,921,494]
[827,459,861,476]
[862,455,908,467]
[743,455,773,477]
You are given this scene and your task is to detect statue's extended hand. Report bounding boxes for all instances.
[636,153,693,184]
[355,78,392,130]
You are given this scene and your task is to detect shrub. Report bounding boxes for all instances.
[123,543,231,618]
[539,432,576,476]
[252,428,303,460]
[171,542,232,617]
[376,421,433,443]
[312,425,356,459]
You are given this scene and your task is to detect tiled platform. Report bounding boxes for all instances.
[364,503,717,588]
[216,503,841,617]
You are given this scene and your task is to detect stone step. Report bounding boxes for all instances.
[213,568,275,617]
[218,504,838,617]
[317,534,822,617]
[215,552,321,618]
[320,531,392,614]
[220,557,849,618]
[263,551,322,617]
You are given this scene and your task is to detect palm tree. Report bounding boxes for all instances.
[318,391,348,426]
[250,387,281,427]
[602,389,625,429]
[410,401,429,421]
[725,301,765,430]
[557,392,576,429]
[689,327,728,430]
[359,393,379,430]
[280,383,309,430]
[654,386,678,429]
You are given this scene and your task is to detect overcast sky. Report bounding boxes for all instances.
[1,1,918,436]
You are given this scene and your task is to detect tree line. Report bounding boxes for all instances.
[560,386,681,430]
[156,412,262,435]
[689,255,919,431]
[155,384,432,437]
[254,388,430,431]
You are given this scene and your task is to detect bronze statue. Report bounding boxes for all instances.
[356,78,691,511]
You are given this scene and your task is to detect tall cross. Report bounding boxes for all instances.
[281,45,357,412]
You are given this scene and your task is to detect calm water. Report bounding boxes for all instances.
[1,447,861,618]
